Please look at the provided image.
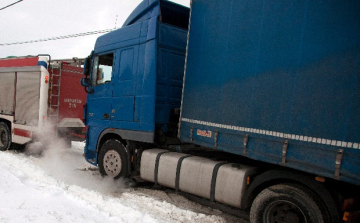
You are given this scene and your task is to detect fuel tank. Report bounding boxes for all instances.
[140,149,258,208]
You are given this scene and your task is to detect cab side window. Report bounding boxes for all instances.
[91,53,113,86]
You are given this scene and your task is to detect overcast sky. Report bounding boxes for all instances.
[0,0,189,60]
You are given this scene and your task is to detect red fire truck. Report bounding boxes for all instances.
[0,55,86,150]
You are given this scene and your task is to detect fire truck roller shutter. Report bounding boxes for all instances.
[14,71,41,126]
[0,72,15,115]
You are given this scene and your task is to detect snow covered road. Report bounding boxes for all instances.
[0,141,247,223]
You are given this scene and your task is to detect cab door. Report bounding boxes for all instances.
[86,53,114,122]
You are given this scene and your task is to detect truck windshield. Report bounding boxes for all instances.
[91,53,113,86]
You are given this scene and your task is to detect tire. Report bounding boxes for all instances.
[0,122,11,151]
[250,184,325,223]
[98,139,129,178]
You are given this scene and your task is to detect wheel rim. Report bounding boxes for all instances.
[103,150,122,177]
[0,129,8,147]
[264,200,306,223]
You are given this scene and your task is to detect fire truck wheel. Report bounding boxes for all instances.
[250,184,325,223]
[98,139,129,179]
[0,122,11,151]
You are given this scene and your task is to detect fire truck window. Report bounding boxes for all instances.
[92,53,113,86]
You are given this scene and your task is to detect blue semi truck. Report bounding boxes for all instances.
[81,0,360,222]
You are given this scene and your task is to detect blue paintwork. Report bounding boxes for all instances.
[83,0,188,165]
[179,0,360,186]
[37,61,47,68]
[122,0,158,27]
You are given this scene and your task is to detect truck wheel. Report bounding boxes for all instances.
[0,122,11,151]
[98,139,129,178]
[250,184,325,223]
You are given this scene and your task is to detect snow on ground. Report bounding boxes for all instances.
[0,138,246,223]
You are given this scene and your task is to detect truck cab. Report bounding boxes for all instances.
[81,0,189,169]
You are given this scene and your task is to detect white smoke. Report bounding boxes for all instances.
[25,122,128,195]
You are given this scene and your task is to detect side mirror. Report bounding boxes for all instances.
[83,56,91,77]
[81,78,94,94]
[81,77,91,87]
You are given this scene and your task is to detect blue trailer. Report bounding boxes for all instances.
[81,0,360,222]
